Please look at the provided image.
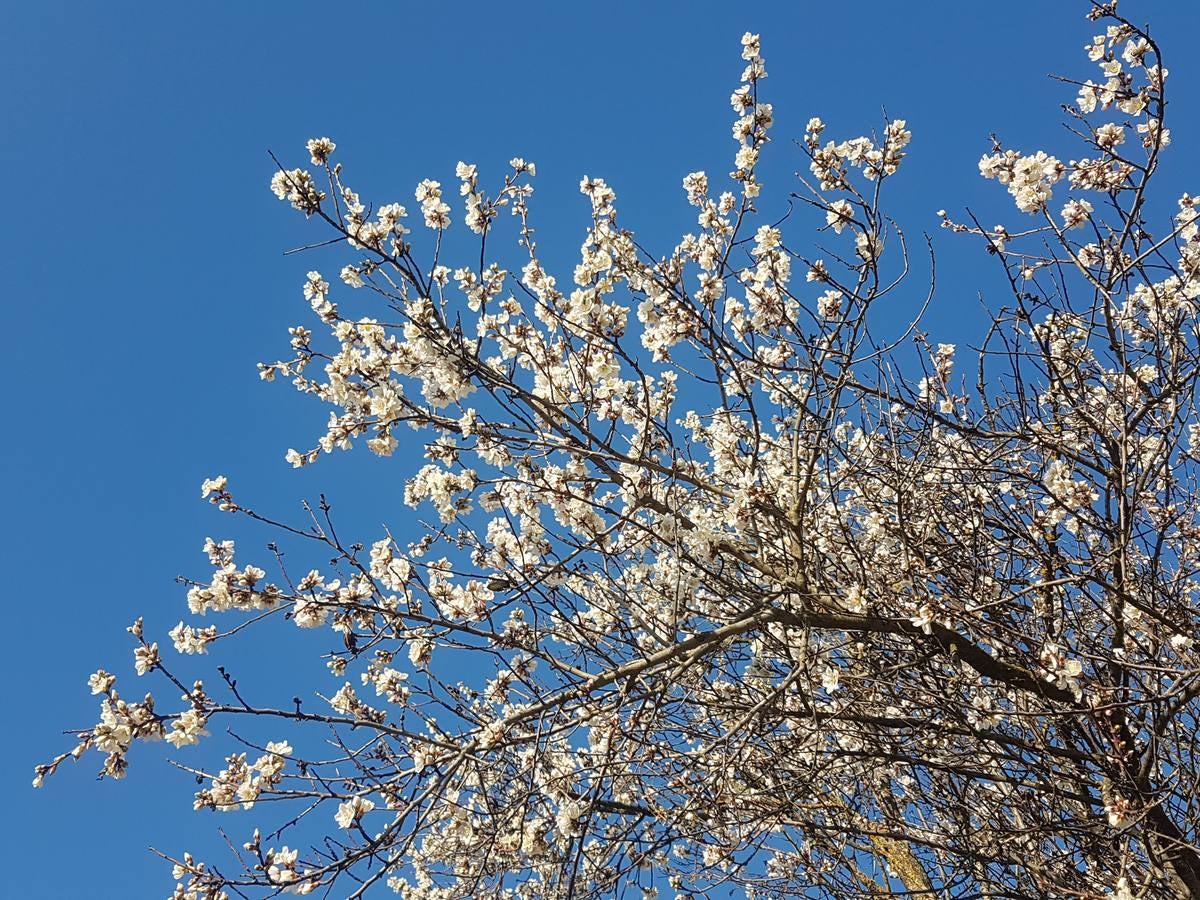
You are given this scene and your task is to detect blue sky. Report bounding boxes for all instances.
[6,2,1200,896]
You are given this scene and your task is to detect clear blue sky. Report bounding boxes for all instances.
[6,2,1200,896]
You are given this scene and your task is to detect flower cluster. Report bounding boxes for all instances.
[978,149,1065,213]
[194,742,291,812]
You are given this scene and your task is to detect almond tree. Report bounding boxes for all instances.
[39,4,1200,898]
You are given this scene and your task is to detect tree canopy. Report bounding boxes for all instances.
[39,3,1200,897]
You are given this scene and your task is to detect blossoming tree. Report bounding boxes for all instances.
[39,4,1200,897]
